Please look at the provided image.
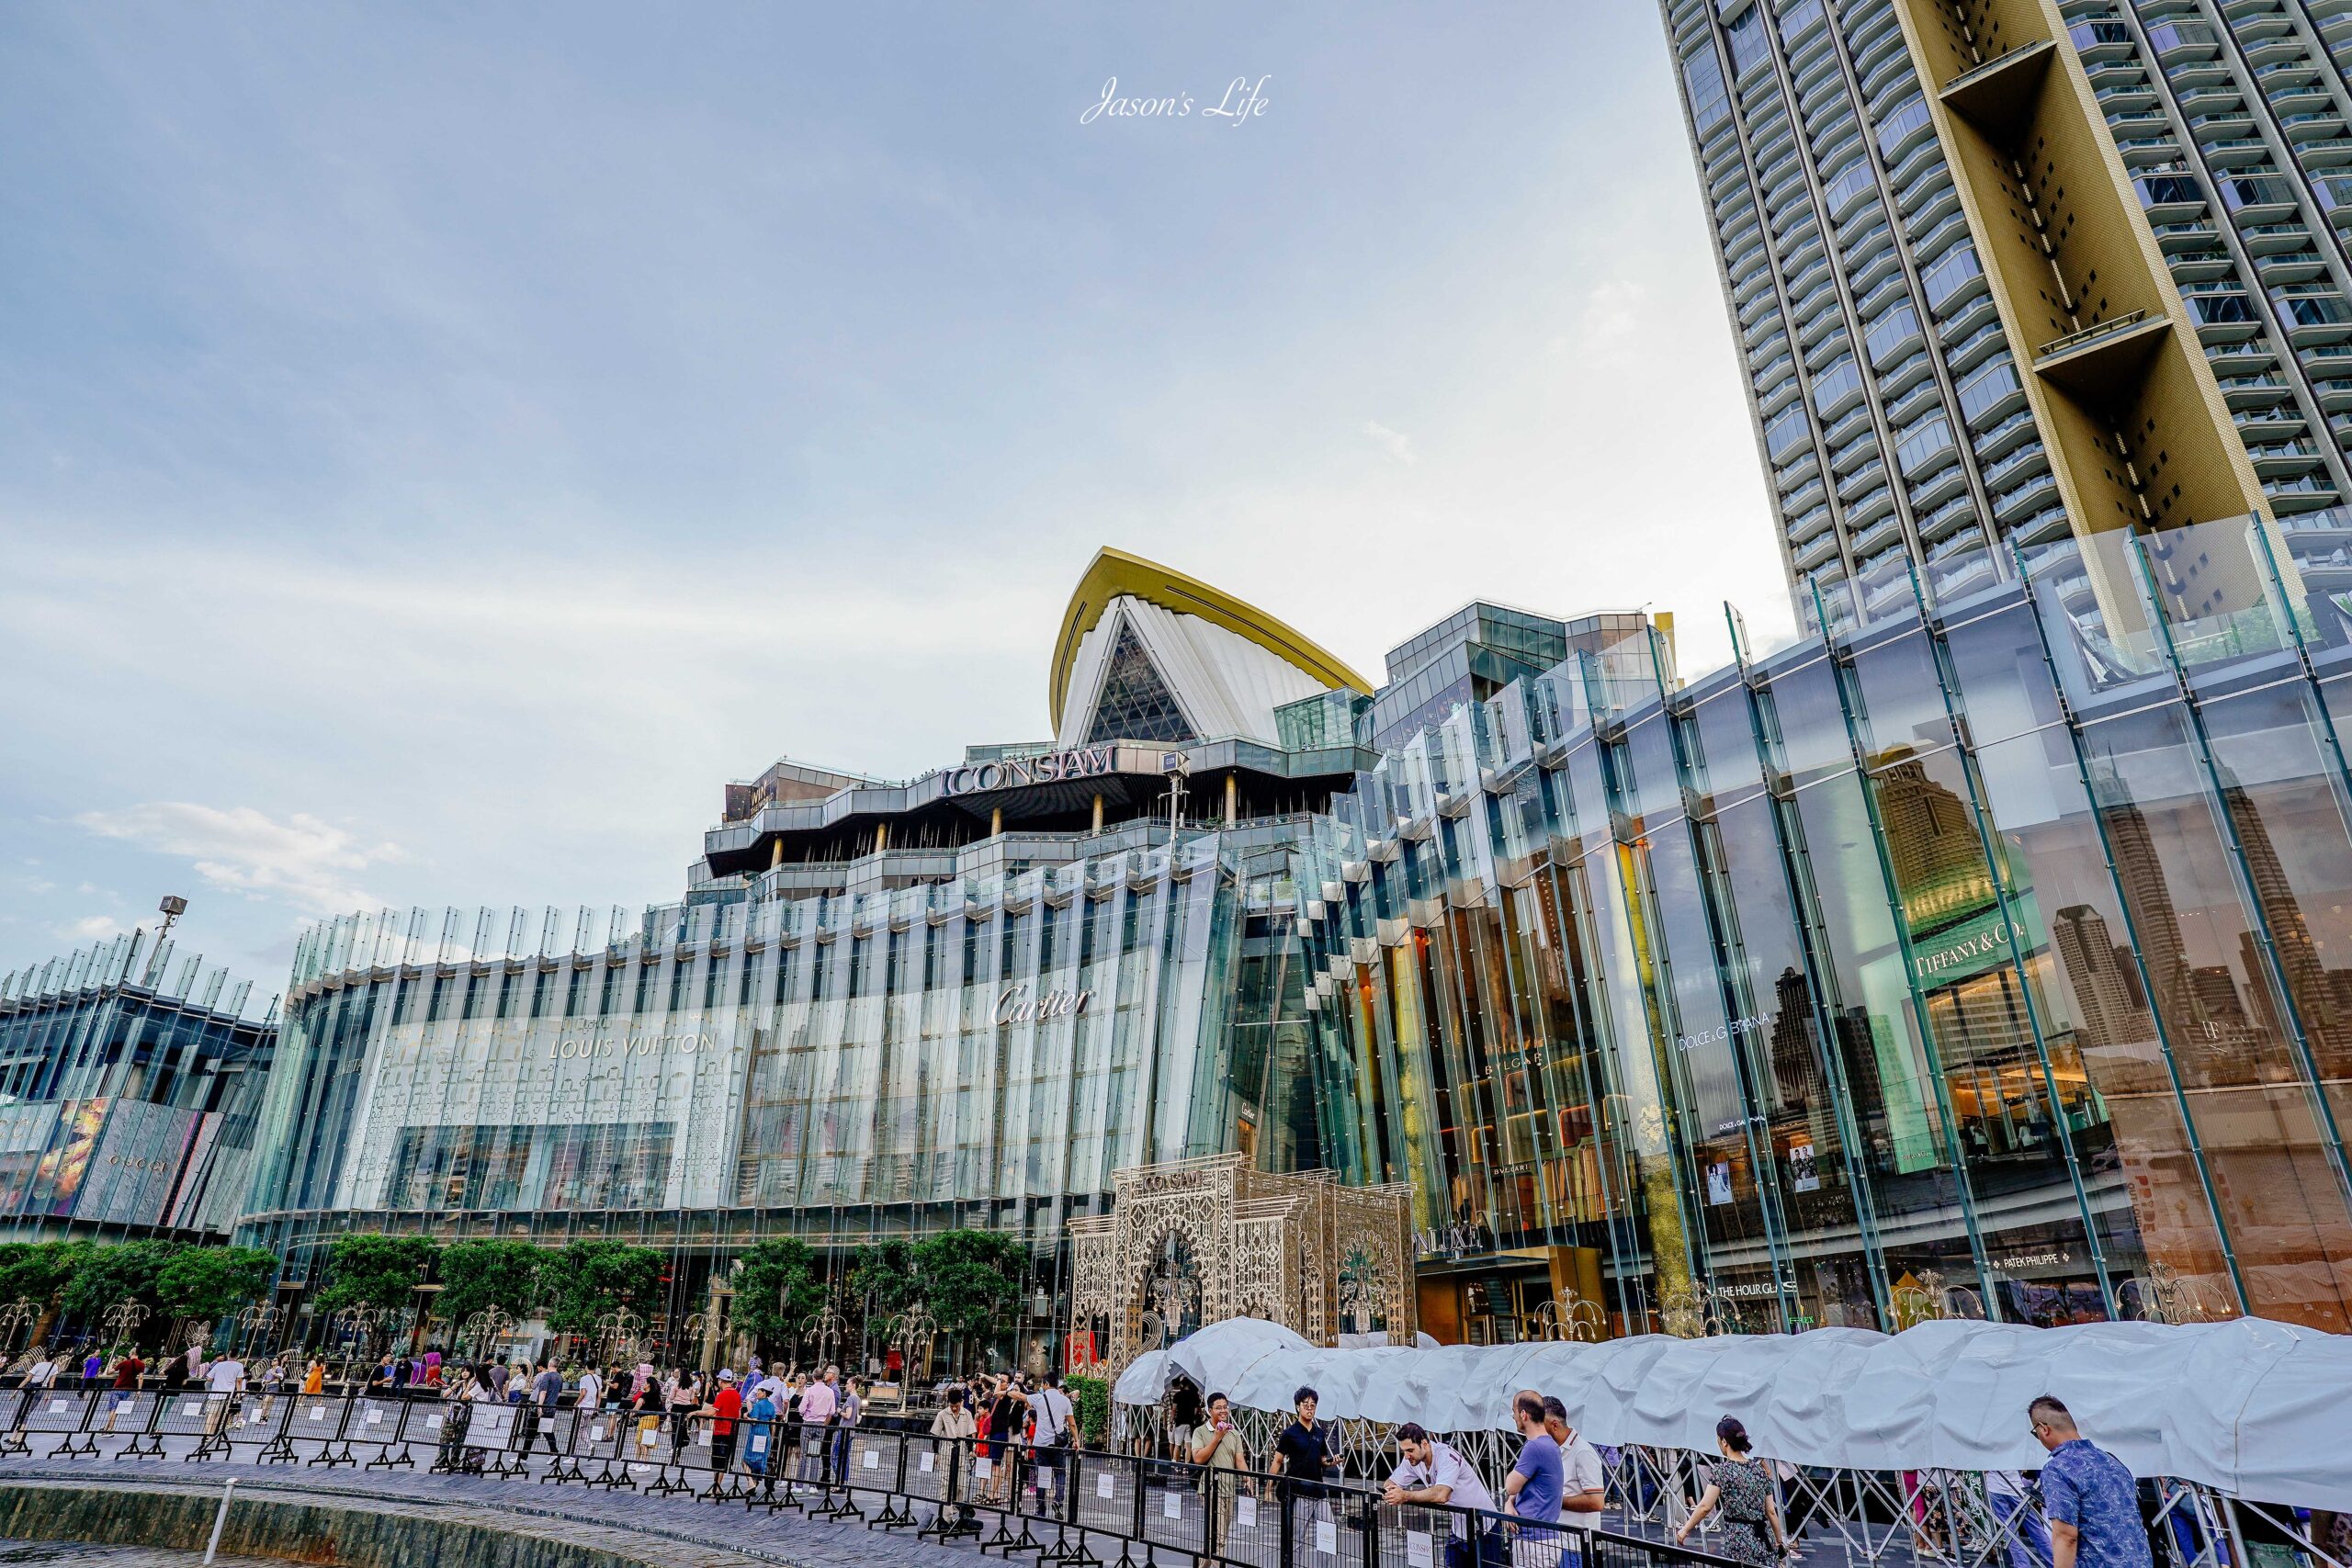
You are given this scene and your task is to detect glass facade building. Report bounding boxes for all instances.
[221,525,2352,1347]
[0,932,277,1242]
[1295,513,2352,1340]
[1660,0,2352,632]
[237,818,1337,1342]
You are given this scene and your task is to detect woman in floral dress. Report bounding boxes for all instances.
[1676,1416,1791,1567]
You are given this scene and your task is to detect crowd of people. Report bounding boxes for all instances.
[0,1344,2257,1568]
[1152,1378,2185,1568]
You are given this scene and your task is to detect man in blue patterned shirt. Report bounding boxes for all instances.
[2030,1395,2151,1568]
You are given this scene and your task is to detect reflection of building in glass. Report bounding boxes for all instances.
[0,934,277,1241]
[230,525,2352,1345]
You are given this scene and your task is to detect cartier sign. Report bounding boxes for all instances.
[944,747,1115,795]
[996,984,1094,1025]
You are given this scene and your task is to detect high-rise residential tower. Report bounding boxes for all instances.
[1662,0,2352,630]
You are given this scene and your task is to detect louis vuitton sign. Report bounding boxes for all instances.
[546,1030,713,1060]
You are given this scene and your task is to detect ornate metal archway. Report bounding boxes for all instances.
[1068,1155,1415,1385]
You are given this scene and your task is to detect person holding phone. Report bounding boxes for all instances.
[1269,1386,1340,1562]
[1190,1392,1247,1568]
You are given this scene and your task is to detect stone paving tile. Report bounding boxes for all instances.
[0,1457,1094,1568]
[0,1544,278,1568]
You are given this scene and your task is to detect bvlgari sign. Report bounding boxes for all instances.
[944,747,1116,795]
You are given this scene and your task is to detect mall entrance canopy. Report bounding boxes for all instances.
[1114,1314,2352,1509]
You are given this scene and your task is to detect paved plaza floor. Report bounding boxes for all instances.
[0,1456,1080,1568]
[0,1544,279,1568]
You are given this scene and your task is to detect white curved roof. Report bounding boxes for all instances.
[1056,594,1334,748]
[1114,1315,2352,1508]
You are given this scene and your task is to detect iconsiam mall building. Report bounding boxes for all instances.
[232,530,2352,1348]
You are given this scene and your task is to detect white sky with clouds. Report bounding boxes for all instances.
[0,2,1796,989]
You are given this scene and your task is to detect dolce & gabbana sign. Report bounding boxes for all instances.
[944,747,1116,795]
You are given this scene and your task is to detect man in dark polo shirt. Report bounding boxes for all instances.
[1268,1385,1341,1560]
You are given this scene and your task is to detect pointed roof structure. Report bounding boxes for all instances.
[1049,548,1373,749]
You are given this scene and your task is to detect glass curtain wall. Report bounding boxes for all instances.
[238,836,1311,1354]
[1304,513,2352,1337]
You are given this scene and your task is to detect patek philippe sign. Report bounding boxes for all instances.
[944,748,1115,795]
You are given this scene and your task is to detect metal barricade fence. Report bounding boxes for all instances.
[0,1387,1754,1568]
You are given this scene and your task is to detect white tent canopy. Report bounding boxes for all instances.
[1113,1315,2352,1510]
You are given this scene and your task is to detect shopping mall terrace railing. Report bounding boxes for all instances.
[0,1382,1740,1568]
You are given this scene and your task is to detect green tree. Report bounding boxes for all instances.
[1066,1374,1110,1446]
[0,1241,79,1308]
[63,1240,183,1321]
[911,1228,1026,1361]
[313,1235,439,1315]
[155,1247,278,1324]
[847,1238,915,1330]
[541,1240,665,1337]
[844,1238,917,1367]
[435,1239,546,1325]
[731,1238,823,1357]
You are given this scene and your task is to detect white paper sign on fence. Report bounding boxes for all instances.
[1095,1472,1114,1499]
[590,1426,605,1442]
[1406,1531,1434,1568]
[309,1406,326,1421]
[697,1429,711,1446]
[179,1401,200,1417]
[365,1410,382,1425]
[919,1451,934,1473]
[1163,1492,1183,1519]
[975,1457,991,1478]
[863,1450,879,1470]
[46,1400,64,1414]
[425,1415,444,1430]
[641,1428,659,1448]
[1236,1496,1258,1529]
[1316,1520,1338,1556]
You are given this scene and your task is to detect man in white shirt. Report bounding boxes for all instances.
[1386,1423,1502,1563]
[1025,1371,1076,1519]
[203,1355,245,1435]
[1543,1396,1608,1514]
[1986,1469,2053,1568]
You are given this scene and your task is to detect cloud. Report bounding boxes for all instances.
[1362,421,1417,466]
[74,803,402,918]
[59,914,126,942]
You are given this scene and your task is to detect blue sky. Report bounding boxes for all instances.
[0,3,1792,994]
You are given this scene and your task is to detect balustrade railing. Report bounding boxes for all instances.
[0,1382,1741,1568]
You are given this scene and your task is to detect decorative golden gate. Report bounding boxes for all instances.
[1067,1155,1415,1385]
